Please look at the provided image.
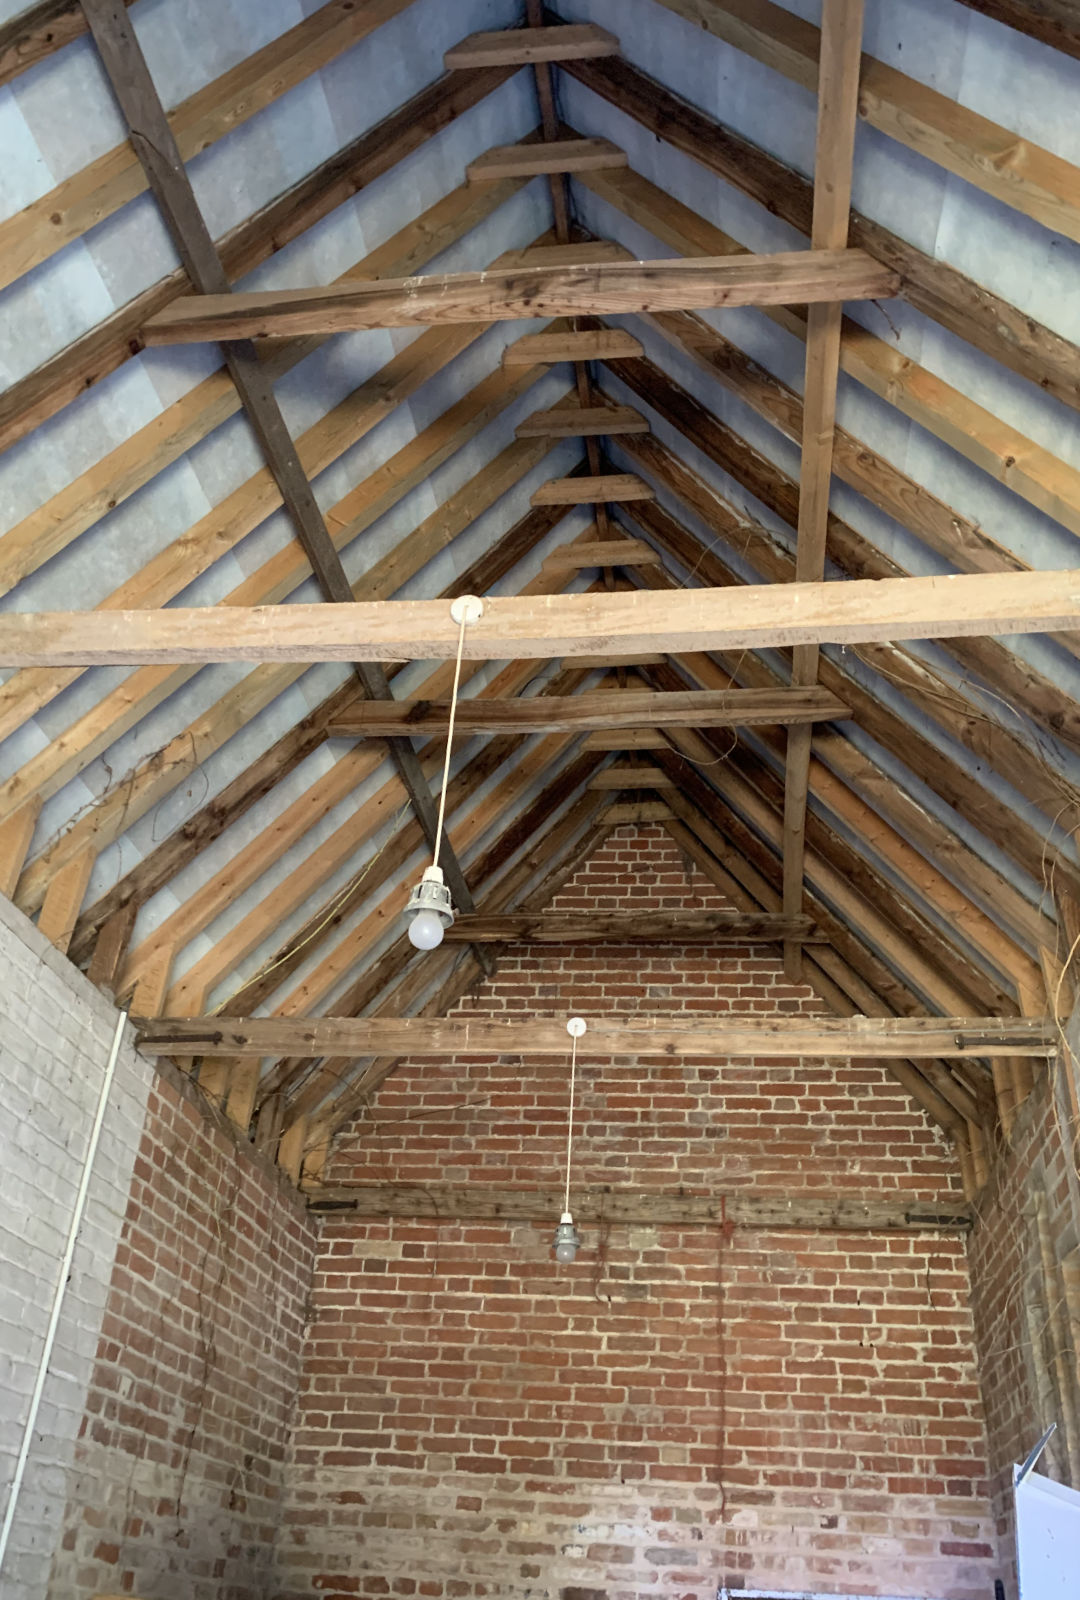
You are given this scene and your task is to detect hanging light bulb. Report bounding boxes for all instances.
[404,595,483,952]
[553,1016,586,1264]
[553,1212,581,1264]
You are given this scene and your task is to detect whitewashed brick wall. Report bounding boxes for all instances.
[0,895,152,1600]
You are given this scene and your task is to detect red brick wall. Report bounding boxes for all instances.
[50,1059,317,1599]
[275,826,998,1600]
[967,1062,1080,1594]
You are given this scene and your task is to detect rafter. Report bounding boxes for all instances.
[564,53,1080,414]
[0,50,517,454]
[0,172,532,601]
[782,0,865,981]
[82,0,492,948]
[0,0,416,293]
[648,0,1080,243]
[1,352,569,879]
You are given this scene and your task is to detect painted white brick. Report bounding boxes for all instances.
[0,895,152,1600]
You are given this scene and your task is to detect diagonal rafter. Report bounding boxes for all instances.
[79,0,485,957]
[781,0,865,982]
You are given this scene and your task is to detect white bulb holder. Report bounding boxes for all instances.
[566,1016,587,1039]
[405,863,454,950]
[553,1211,581,1264]
[449,594,484,626]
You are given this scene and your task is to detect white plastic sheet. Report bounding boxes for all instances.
[1015,1466,1080,1597]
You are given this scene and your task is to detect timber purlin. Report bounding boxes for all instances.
[304,1183,974,1231]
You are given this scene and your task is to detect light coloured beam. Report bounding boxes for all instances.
[6,568,1080,666]
[142,249,900,343]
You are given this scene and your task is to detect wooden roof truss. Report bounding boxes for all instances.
[2,0,1079,1198]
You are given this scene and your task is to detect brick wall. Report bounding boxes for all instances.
[48,1058,318,1599]
[967,1058,1080,1593]
[275,826,998,1600]
[0,895,152,1600]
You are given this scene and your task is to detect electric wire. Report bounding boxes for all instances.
[434,609,469,871]
[564,1027,578,1217]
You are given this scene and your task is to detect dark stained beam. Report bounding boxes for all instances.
[307,1183,972,1230]
[133,1014,1055,1061]
[443,910,823,943]
[326,686,849,735]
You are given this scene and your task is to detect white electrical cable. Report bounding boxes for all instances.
[0,1007,128,1579]
[564,1028,578,1217]
[432,609,469,873]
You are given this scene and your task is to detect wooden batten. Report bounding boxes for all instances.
[515,404,649,438]
[445,23,621,69]
[504,329,644,365]
[531,474,655,505]
[0,796,42,899]
[467,138,627,181]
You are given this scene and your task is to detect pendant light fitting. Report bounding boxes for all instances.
[553,1016,587,1264]
[405,595,483,952]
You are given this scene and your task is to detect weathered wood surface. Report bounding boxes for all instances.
[326,686,848,735]
[503,329,644,364]
[467,137,627,180]
[445,22,620,67]
[0,0,134,88]
[531,473,654,505]
[782,0,865,982]
[305,1182,972,1230]
[142,250,900,342]
[565,54,1080,415]
[7,568,1080,666]
[0,0,415,291]
[515,404,648,437]
[951,0,1080,59]
[442,911,822,943]
[543,538,661,570]
[652,0,1080,243]
[134,1014,1055,1060]
[0,59,516,454]
[82,0,491,946]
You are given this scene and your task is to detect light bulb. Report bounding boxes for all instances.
[552,1213,580,1264]
[408,908,446,950]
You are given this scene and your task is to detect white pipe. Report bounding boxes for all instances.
[718,1590,945,1600]
[0,1008,128,1578]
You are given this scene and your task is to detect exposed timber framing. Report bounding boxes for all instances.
[783,0,865,982]
[466,137,627,180]
[0,54,518,454]
[562,52,1080,415]
[442,911,823,943]
[141,251,900,343]
[325,686,849,736]
[0,0,416,292]
[306,1183,972,1230]
[133,1015,1056,1060]
[445,23,620,68]
[951,0,1080,60]
[80,0,486,962]
[7,568,1080,666]
[504,329,644,365]
[648,0,1080,243]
